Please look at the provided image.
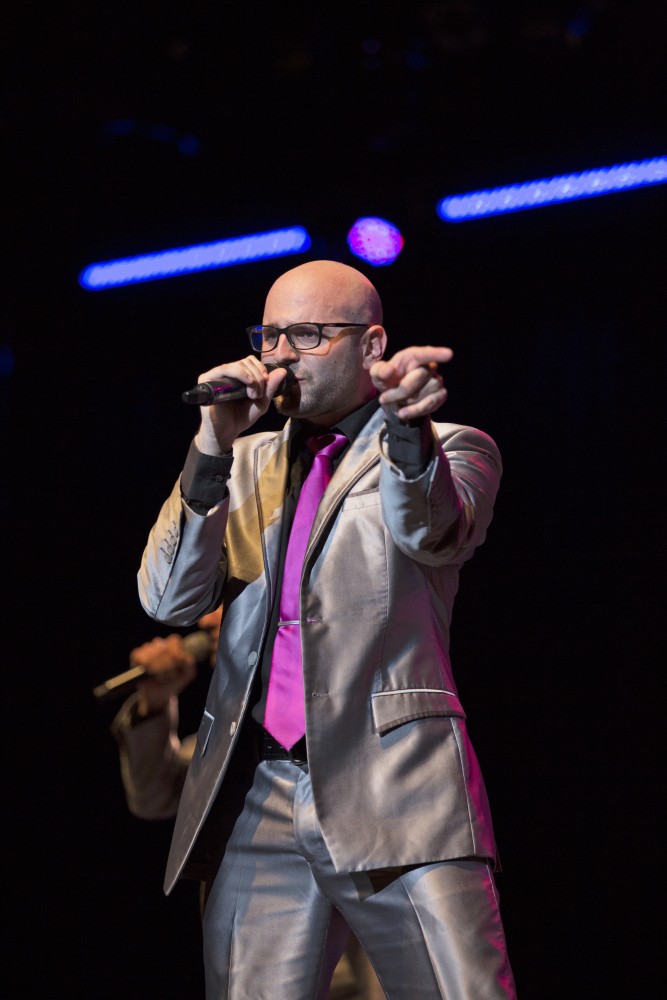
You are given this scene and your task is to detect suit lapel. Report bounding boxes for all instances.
[249,408,383,582]
[307,407,384,553]
[253,422,292,593]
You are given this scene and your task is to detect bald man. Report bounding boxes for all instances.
[139,261,516,999]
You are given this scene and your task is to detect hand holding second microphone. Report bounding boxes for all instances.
[130,634,200,717]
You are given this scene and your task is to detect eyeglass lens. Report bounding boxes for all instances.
[251,324,322,351]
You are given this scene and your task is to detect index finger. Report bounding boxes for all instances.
[396,346,454,371]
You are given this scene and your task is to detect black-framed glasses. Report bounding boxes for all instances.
[246,322,370,353]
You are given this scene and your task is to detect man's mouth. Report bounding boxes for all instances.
[280,368,301,389]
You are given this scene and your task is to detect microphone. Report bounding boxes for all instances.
[92,630,213,702]
[181,362,294,405]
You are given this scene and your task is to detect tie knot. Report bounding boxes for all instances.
[306,432,347,461]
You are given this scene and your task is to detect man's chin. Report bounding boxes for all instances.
[273,386,303,417]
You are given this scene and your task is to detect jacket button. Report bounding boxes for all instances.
[247,651,258,666]
[229,721,237,735]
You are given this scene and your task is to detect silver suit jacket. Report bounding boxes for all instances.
[138,408,502,893]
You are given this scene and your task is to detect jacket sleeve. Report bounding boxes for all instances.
[111,695,196,820]
[137,477,228,626]
[378,422,502,567]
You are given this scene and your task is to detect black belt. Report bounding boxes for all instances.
[259,732,308,765]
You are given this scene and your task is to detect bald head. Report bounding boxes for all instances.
[263,260,383,327]
[260,260,387,426]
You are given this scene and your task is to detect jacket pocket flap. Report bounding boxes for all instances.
[197,710,214,755]
[371,688,465,735]
[341,489,381,511]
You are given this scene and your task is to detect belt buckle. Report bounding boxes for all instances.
[288,737,308,766]
[259,731,308,765]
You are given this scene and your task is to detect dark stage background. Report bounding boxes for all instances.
[4,3,665,998]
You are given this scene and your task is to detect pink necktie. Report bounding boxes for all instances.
[264,432,347,749]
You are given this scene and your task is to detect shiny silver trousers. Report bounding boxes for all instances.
[202,760,516,1000]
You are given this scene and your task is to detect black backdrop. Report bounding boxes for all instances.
[5,3,666,998]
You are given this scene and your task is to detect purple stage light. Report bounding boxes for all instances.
[347,217,404,266]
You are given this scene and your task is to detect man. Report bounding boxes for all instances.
[138,260,516,998]
[111,610,221,821]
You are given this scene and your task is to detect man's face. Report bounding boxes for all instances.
[260,267,381,426]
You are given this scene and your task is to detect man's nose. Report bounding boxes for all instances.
[271,333,300,363]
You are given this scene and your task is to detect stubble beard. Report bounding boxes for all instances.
[273,358,363,424]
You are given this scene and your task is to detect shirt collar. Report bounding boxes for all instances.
[292,394,380,449]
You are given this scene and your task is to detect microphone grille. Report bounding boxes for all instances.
[265,362,296,390]
[182,629,213,663]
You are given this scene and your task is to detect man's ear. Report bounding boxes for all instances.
[362,325,387,369]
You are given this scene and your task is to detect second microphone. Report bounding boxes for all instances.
[92,630,212,702]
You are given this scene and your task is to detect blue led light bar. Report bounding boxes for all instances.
[437,157,667,222]
[79,226,311,290]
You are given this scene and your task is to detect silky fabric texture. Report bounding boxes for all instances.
[139,413,504,890]
[202,760,515,1000]
[265,433,347,749]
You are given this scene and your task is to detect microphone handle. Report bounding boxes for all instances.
[92,664,150,702]
[182,363,288,405]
